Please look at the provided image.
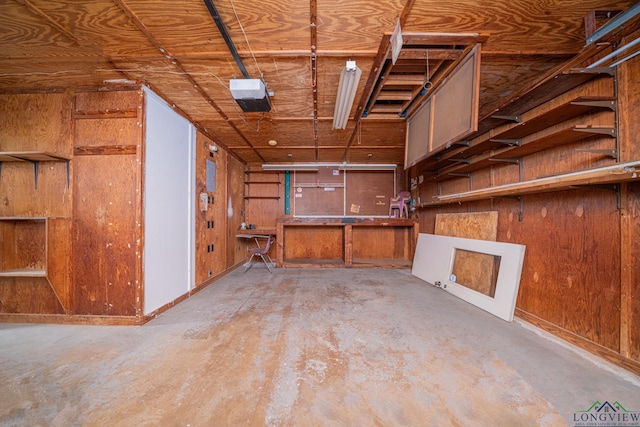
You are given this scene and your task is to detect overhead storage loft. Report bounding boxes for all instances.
[1,0,640,381]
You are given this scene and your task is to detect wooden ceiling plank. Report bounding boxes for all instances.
[376,91,413,101]
[398,49,462,61]
[14,0,79,44]
[111,0,266,163]
[383,74,427,86]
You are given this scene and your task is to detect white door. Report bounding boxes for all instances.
[143,87,195,315]
[412,233,525,322]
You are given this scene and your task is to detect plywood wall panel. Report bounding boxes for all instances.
[0,93,73,218]
[284,226,344,261]
[439,177,472,196]
[435,211,498,241]
[618,38,640,161]
[622,182,640,361]
[75,90,142,113]
[352,227,409,259]
[195,131,229,285]
[73,154,139,316]
[511,189,621,351]
[0,93,72,154]
[47,218,72,313]
[226,155,246,269]
[74,118,140,147]
[0,279,64,314]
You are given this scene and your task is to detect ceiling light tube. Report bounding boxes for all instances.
[262,162,397,171]
[338,163,397,170]
[333,61,362,130]
[262,163,320,171]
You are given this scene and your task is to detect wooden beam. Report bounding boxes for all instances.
[14,0,79,44]
[401,32,489,45]
[398,49,463,61]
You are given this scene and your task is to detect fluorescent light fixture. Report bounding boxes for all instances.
[262,162,397,171]
[338,163,397,170]
[262,163,320,171]
[333,61,362,129]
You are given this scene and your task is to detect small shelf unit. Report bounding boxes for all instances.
[0,151,71,188]
[0,217,72,312]
[244,171,281,200]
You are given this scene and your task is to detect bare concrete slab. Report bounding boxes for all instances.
[1,268,638,426]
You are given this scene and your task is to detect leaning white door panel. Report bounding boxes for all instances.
[412,233,525,322]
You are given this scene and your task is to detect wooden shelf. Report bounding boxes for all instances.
[244,181,281,184]
[0,218,46,276]
[431,96,616,174]
[243,196,280,199]
[432,125,617,181]
[419,160,640,206]
[0,217,71,312]
[0,151,71,162]
[244,171,281,201]
[490,97,615,140]
[490,125,616,160]
[0,151,71,188]
[474,67,615,136]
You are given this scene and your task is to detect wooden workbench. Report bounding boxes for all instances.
[276,217,418,268]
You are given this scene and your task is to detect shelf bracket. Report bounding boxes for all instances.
[570,183,620,209]
[488,158,520,164]
[446,140,471,148]
[574,148,617,159]
[491,195,524,221]
[490,138,522,146]
[33,161,39,189]
[574,126,616,137]
[65,159,70,188]
[490,114,522,123]
[448,158,472,164]
[569,67,615,76]
[571,99,617,112]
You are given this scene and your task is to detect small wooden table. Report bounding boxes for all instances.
[236,229,276,251]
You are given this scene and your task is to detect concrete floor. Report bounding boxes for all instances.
[1,268,639,426]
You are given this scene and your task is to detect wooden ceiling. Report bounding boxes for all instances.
[1,0,636,166]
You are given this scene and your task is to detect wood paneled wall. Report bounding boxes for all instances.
[226,155,247,269]
[0,93,73,315]
[194,130,247,285]
[0,86,249,323]
[410,37,640,374]
[0,93,72,218]
[72,89,143,317]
